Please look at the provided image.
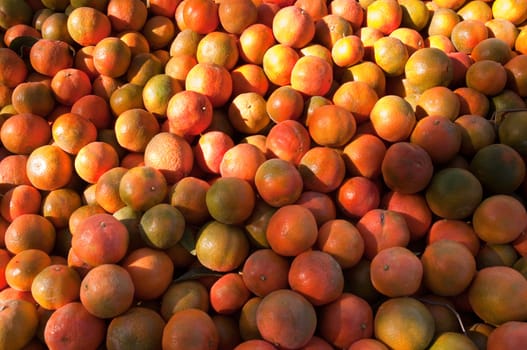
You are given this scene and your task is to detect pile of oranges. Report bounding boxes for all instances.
[0,0,527,348]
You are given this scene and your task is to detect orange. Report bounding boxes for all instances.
[164,54,197,86]
[162,308,219,350]
[71,213,129,266]
[228,92,271,135]
[468,266,527,325]
[119,165,168,212]
[244,200,276,249]
[50,67,92,106]
[93,166,127,214]
[469,143,526,194]
[491,0,527,25]
[455,87,490,118]
[195,220,250,272]
[317,293,373,348]
[80,263,135,319]
[0,184,42,222]
[239,23,276,65]
[109,83,146,116]
[231,63,269,97]
[314,14,353,50]
[266,86,304,123]
[107,0,147,32]
[497,109,527,157]
[356,208,411,260]
[425,167,483,220]
[5,249,51,292]
[185,62,232,107]
[74,141,120,185]
[298,146,345,193]
[106,306,166,350]
[466,59,507,96]
[0,0,32,30]
[28,39,74,78]
[0,47,28,89]
[296,191,337,227]
[114,108,160,153]
[0,299,39,350]
[219,143,267,185]
[374,297,435,350]
[381,191,433,242]
[370,95,416,142]
[266,204,318,257]
[410,115,462,164]
[44,301,107,350]
[254,158,304,208]
[421,239,477,296]
[265,120,311,164]
[272,5,315,49]
[1,113,51,155]
[193,130,235,174]
[404,47,453,93]
[262,43,300,87]
[370,246,423,297]
[169,28,203,57]
[121,247,174,301]
[51,112,98,155]
[381,141,434,194]
[373,36,409,77]
[307,104,357,147]
[181,0,220,35]
[317,219,364,269]
[210,272,251,314]
[295,0,327,21]
[486,321,527,349]
[256,289,317,349]
[218,0,258,35]
[241,248,290,297]
[142,15,176,50]
[429,332,479,349]
[472,194,527,245]
[206,177,255,225]
[291,55,333,97]
[331,35,364,68]
[415,85,461,121]
[31,264,82,310]
[40,11,73,43]
[160,280,209,321]
[428,219,481,256]
[26,144,73,191]
[66,6,111,46]
[504,54,527,97]
[342,133,386,179]
[126,52,164,86]
[169,176,211,225]
[288,250,344,305]
[118,30,150,56]
[11,81,55,117]
[329,0,364,32]
[68,204,106,237]
[336,176,381,219]
[366,0,402,35]
[144,131,194,185]
[92,36,132,78]
[166,90,213,137]
[41,188,82,229]
[471,37,513,64]
[196,31,239,70]
[348,338,390,350]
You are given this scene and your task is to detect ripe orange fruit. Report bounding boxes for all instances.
[266,204,318,257]
[0,184,42,222]
[160,280,210,321]
[121,247,174,301]
[169,176,211,225]
[318,293,374,349]
[466,59,507,96]
[241,248,290,297]
[66,6,111,46]
[228,92,271,135]
[166,90,213,137]
[307,104,357,148]
[374,297,435,350]
[356,208,411,260]
[31,264,82,310]
[181,0,220,35]
[336,176,381,219]
[71,213,129,266]
[288,249,344,306]
[206,177,255,225]
[342,133,386,179]
[468,266,527,326]
[381,141,434,194]
[144,131,194,185]
[1,112,51,155]
[11,81,55,117]
[254,158,304,208]
[51,112,98,155]
[486,321,527,349]
[162,308,219,350]
[472,194,527,245]
[196,31,240,70]
[0,299,39,350]
[370,95,416,142]
[266,85,304,123]
[373,36,409,77]
[4,213,56,255]
[92,36,132,78]
[421,239,477,296]
[370,246,423,297]
[290,54,333,97]
[366,0,402,35]
[298,146,345,193]
[210,272,251,314]
[50,67,92,106]
[119,165,168,212]
[44,301,106,350]
[185,62,232,107]
[4,249,51,292]
[256,289,317,349]
[80,263,135,319]
[272,5,315,48]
